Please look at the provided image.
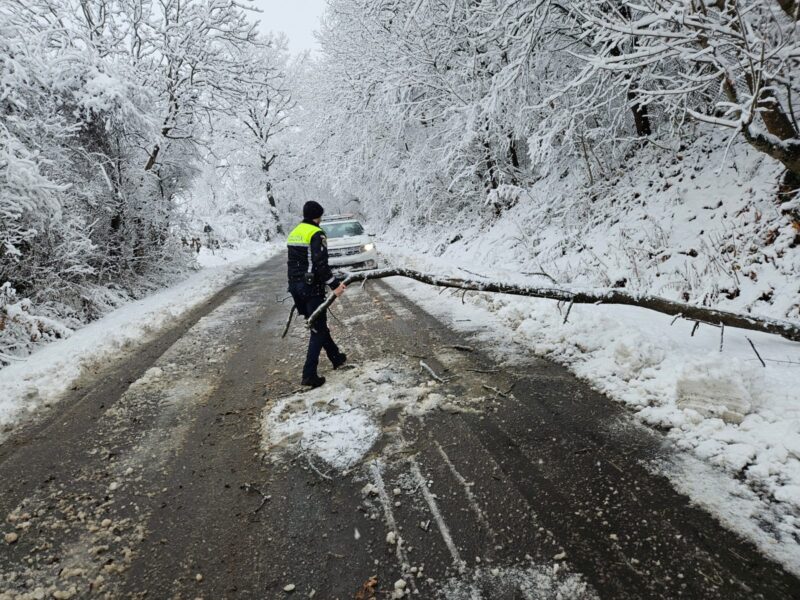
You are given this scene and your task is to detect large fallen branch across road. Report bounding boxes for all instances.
[306,268,800,343]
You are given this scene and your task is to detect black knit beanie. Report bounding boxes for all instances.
[303,201,324,220]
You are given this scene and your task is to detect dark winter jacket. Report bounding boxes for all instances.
[286,220,340,293]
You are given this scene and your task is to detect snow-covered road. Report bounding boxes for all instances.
[0,255,796,599]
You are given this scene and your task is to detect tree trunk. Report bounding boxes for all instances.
[740,128,800,177]
[260,153,283,235]
[722,78,800,178]
[628,89,652,137]
[776,0,799,19]
[307,268,800,343]
[756,88,797,142]
[265,180,284,235]
[508,134,520,169]
[144,144,160,171]
[778,170,800,226]
[482,140,499,192]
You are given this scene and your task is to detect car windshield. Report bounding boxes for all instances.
[322,221,364,238]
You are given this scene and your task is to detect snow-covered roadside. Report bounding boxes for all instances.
[381,246,800,574]
[0,242,279,436]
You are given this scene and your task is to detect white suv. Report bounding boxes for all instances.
[321,215,378,272]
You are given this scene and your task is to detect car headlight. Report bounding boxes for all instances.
[361,243,375,252]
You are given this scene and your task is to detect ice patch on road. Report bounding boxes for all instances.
[268,399,378,470]
[437,563,597,600]
[262,361,452,471]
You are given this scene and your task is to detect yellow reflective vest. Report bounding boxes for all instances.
[286,222,323,247]
[286,221,337,288]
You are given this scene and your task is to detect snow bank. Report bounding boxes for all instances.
[0,243,278,437]
[381,133,799,323]
[382,248,800,573]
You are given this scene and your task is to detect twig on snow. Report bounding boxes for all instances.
[446,344,474,352]
[719,322,724,352]
[466,368,500,374]
[746,337,766,368]
[306,454,333,480]
[482,384,508,398]
[563,298,575,324]
[241,482,271,513]
[521,270,557,283]
[420,360,446,383]
[274,387,305,399]
[459,267,489,279]
[300,441,333,480]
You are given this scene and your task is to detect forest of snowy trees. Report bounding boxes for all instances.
[300,0,799,222]
[294,0,800,321]
[2,0,800,363]
[0,0,292,363]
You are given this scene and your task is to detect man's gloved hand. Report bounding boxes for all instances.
[333,282,347,297]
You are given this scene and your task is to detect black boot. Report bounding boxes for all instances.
[301,375,326,388]
[332,353,347,370]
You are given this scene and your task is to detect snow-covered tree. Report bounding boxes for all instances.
[297,0,799,232]
[569,0,800,207]
[236,35,296,235]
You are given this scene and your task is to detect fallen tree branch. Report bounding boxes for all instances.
[306,268,800,343]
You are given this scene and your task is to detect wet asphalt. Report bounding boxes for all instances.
[0,254,798,599]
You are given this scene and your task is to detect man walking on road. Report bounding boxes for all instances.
[287,201,348,388]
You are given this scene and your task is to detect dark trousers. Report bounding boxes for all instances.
[289,282,341,380]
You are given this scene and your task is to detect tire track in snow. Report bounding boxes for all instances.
[409,458,466,574]
[433,440,499,551]
[369,460,419,594]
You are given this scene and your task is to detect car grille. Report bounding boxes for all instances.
[329,246,361,258]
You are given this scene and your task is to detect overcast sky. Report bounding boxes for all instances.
[250,0,327,54]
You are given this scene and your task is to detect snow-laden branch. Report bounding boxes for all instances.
[307,269,800,343]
